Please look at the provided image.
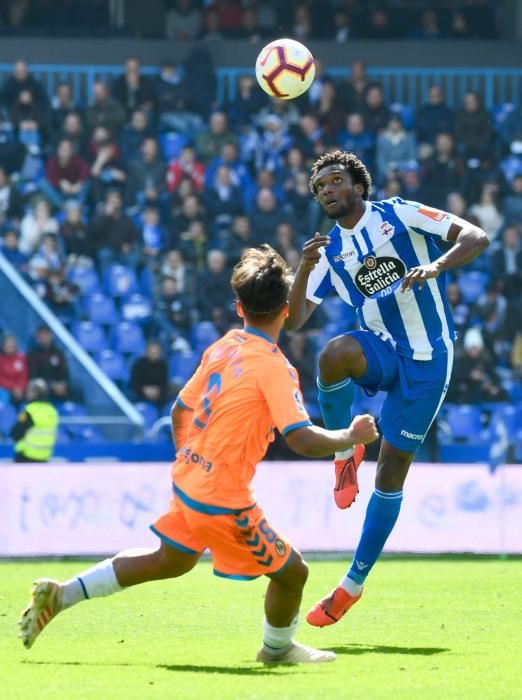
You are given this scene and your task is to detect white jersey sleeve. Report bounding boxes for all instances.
[391,198,456,241]
[305,247,333,304]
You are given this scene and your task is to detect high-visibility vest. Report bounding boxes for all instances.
[15,401,59,462]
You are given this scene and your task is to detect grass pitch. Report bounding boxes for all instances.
[1,558,520,700]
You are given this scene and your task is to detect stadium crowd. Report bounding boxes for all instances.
[0,0,499,41]
[0,50,521,454]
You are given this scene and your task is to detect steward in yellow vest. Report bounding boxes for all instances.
[11,379,58,463]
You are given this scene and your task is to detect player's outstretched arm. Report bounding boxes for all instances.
[286,233,329,330]
[285,414,379,458]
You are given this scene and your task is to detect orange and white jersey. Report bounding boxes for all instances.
[172,327,311,511]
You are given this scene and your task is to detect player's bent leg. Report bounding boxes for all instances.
[257,551,335,664]
[113,541,201,587]
[317,334,369,509]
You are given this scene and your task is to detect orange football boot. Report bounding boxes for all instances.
[333,444,365,509]
[306,585,362,628]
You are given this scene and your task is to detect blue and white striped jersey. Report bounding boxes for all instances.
[306,197,457,360]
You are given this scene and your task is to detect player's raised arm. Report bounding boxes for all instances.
[285,233,328,330]
[285,414,379,458]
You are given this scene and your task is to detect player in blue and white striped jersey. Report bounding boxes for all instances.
[286,151,489,628]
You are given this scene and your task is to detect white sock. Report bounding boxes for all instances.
[335,446,354,460]
[262,614,299,654]
[340,575,363,597]
[61,558,122,608]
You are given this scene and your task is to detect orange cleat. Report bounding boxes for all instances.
[306,585,363,628]
[333,444,366,509]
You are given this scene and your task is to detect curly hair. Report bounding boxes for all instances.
[309,150,372,200]
[230,244,292,322]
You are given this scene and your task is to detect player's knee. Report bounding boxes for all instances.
[319,335,364,384]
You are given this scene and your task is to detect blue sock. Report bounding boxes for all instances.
[347,489,403,585]
[317,377,354,430]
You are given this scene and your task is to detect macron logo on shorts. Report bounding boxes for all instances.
[400,429,424,441]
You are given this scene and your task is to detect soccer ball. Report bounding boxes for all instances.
[255,38,315,100]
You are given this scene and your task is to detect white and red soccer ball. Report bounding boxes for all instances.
[255,38,315,100]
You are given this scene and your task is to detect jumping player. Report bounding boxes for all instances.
[18,245,378,664]
[285,151,488,627]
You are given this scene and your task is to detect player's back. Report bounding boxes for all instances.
[173,327,310,510]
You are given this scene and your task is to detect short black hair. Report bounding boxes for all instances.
[230,245,292,323]
[310,150,372,200]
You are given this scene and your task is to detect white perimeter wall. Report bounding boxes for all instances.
[1,462,521,556]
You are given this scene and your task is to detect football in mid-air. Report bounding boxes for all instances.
[255,38,315,100]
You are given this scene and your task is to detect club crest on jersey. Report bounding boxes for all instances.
[380,221,394,236]
[355,256,406,298]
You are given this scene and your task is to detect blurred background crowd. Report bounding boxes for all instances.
[0,6,520,456]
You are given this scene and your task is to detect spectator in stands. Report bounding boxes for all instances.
[57,112,89,158]
[89,126,127,204]
[447,328,508,404]
[463,150,508,205]
[420,132,463,209]
[227,74,268,128]
[196,248,233,322]
[333,9,352,43]
[376,115,416,183]
[449,10,472,39]
[19,198,58,256]
[1,228,27,269]
[112,58,155,119]
[361,84,389,134]
[203,165,244,233]
[1,60,48,114]
[250,187,287,245]
[88,189,139,272]
[224,214,256,266]
[50,83,78,135]
[119,109,153,164]
[85,81,126,136]
[27,325,70,400]
[274,221,298,260]
[491,224,522,299]
[290,113,324,162]
[416,85,455,147]
[286,171,321,237]
[170,192,206,244]
[399,162,424,201]
[35,232,64,271]
[160,249,195,300]
[212,0,243,37]
[468,184,504,241]
[455,91,492,158]
[336,113,375,170]
[411,9,442,40]
[363,8,395,40]
[282,331,316,400]
[195,110,237,163]
[446,281,471,340]
[130,340,168,407]
[235,8,263,42]
[42,138,90,207]
[43,267,80,322]
[257,114,293,171]
[0,333,28,404]
[178,218,208,270]
[292,3,312,41]
[502,174,522,225]
[182,46,216,119]
[205,141,254,207]
[154,276,194,338]
[58,200,90,258]
[154,58,202,137]
[167,145,205,194]
[127,137,167,206]
[0,165,23,225]
[10,89,47,131]
[138,205,165,263]
[337,60,376,114]
[475,282,508,351]
[199,7,224,41]
[165,0,202,41]
[311,81,345,140]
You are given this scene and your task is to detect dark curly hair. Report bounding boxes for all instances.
[230,244,292,322]
[309,150,372,200]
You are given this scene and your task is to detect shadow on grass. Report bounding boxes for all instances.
[326,644,449,656]
[22,660,293,676]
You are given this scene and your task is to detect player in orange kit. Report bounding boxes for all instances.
[18,245,378,664]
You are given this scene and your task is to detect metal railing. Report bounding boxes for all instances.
[1,63,521,109]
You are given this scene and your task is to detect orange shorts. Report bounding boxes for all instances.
[151,491,293,580]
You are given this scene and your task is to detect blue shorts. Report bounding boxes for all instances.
[349,330,454,454]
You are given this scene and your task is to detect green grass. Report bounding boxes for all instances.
[1,558,521,700]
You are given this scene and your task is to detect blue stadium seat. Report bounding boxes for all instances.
[489,404,522,437]
[121,293,153,322]
[95,349,128,382]
[443,404,485,442]
[492,102,516,129]
[134,401,160,429]
[191,321,219,351]
[390,102,415,130]
[0,401,17,437]
[169,351,199,384]
[457,271,490,304]
[105,264,139,298]
[57,401,87,417]
[67,264,100,296]
[114,321,146,355]
[73,321,108,353]
[159,131,189,161]
[86,293,119,326]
